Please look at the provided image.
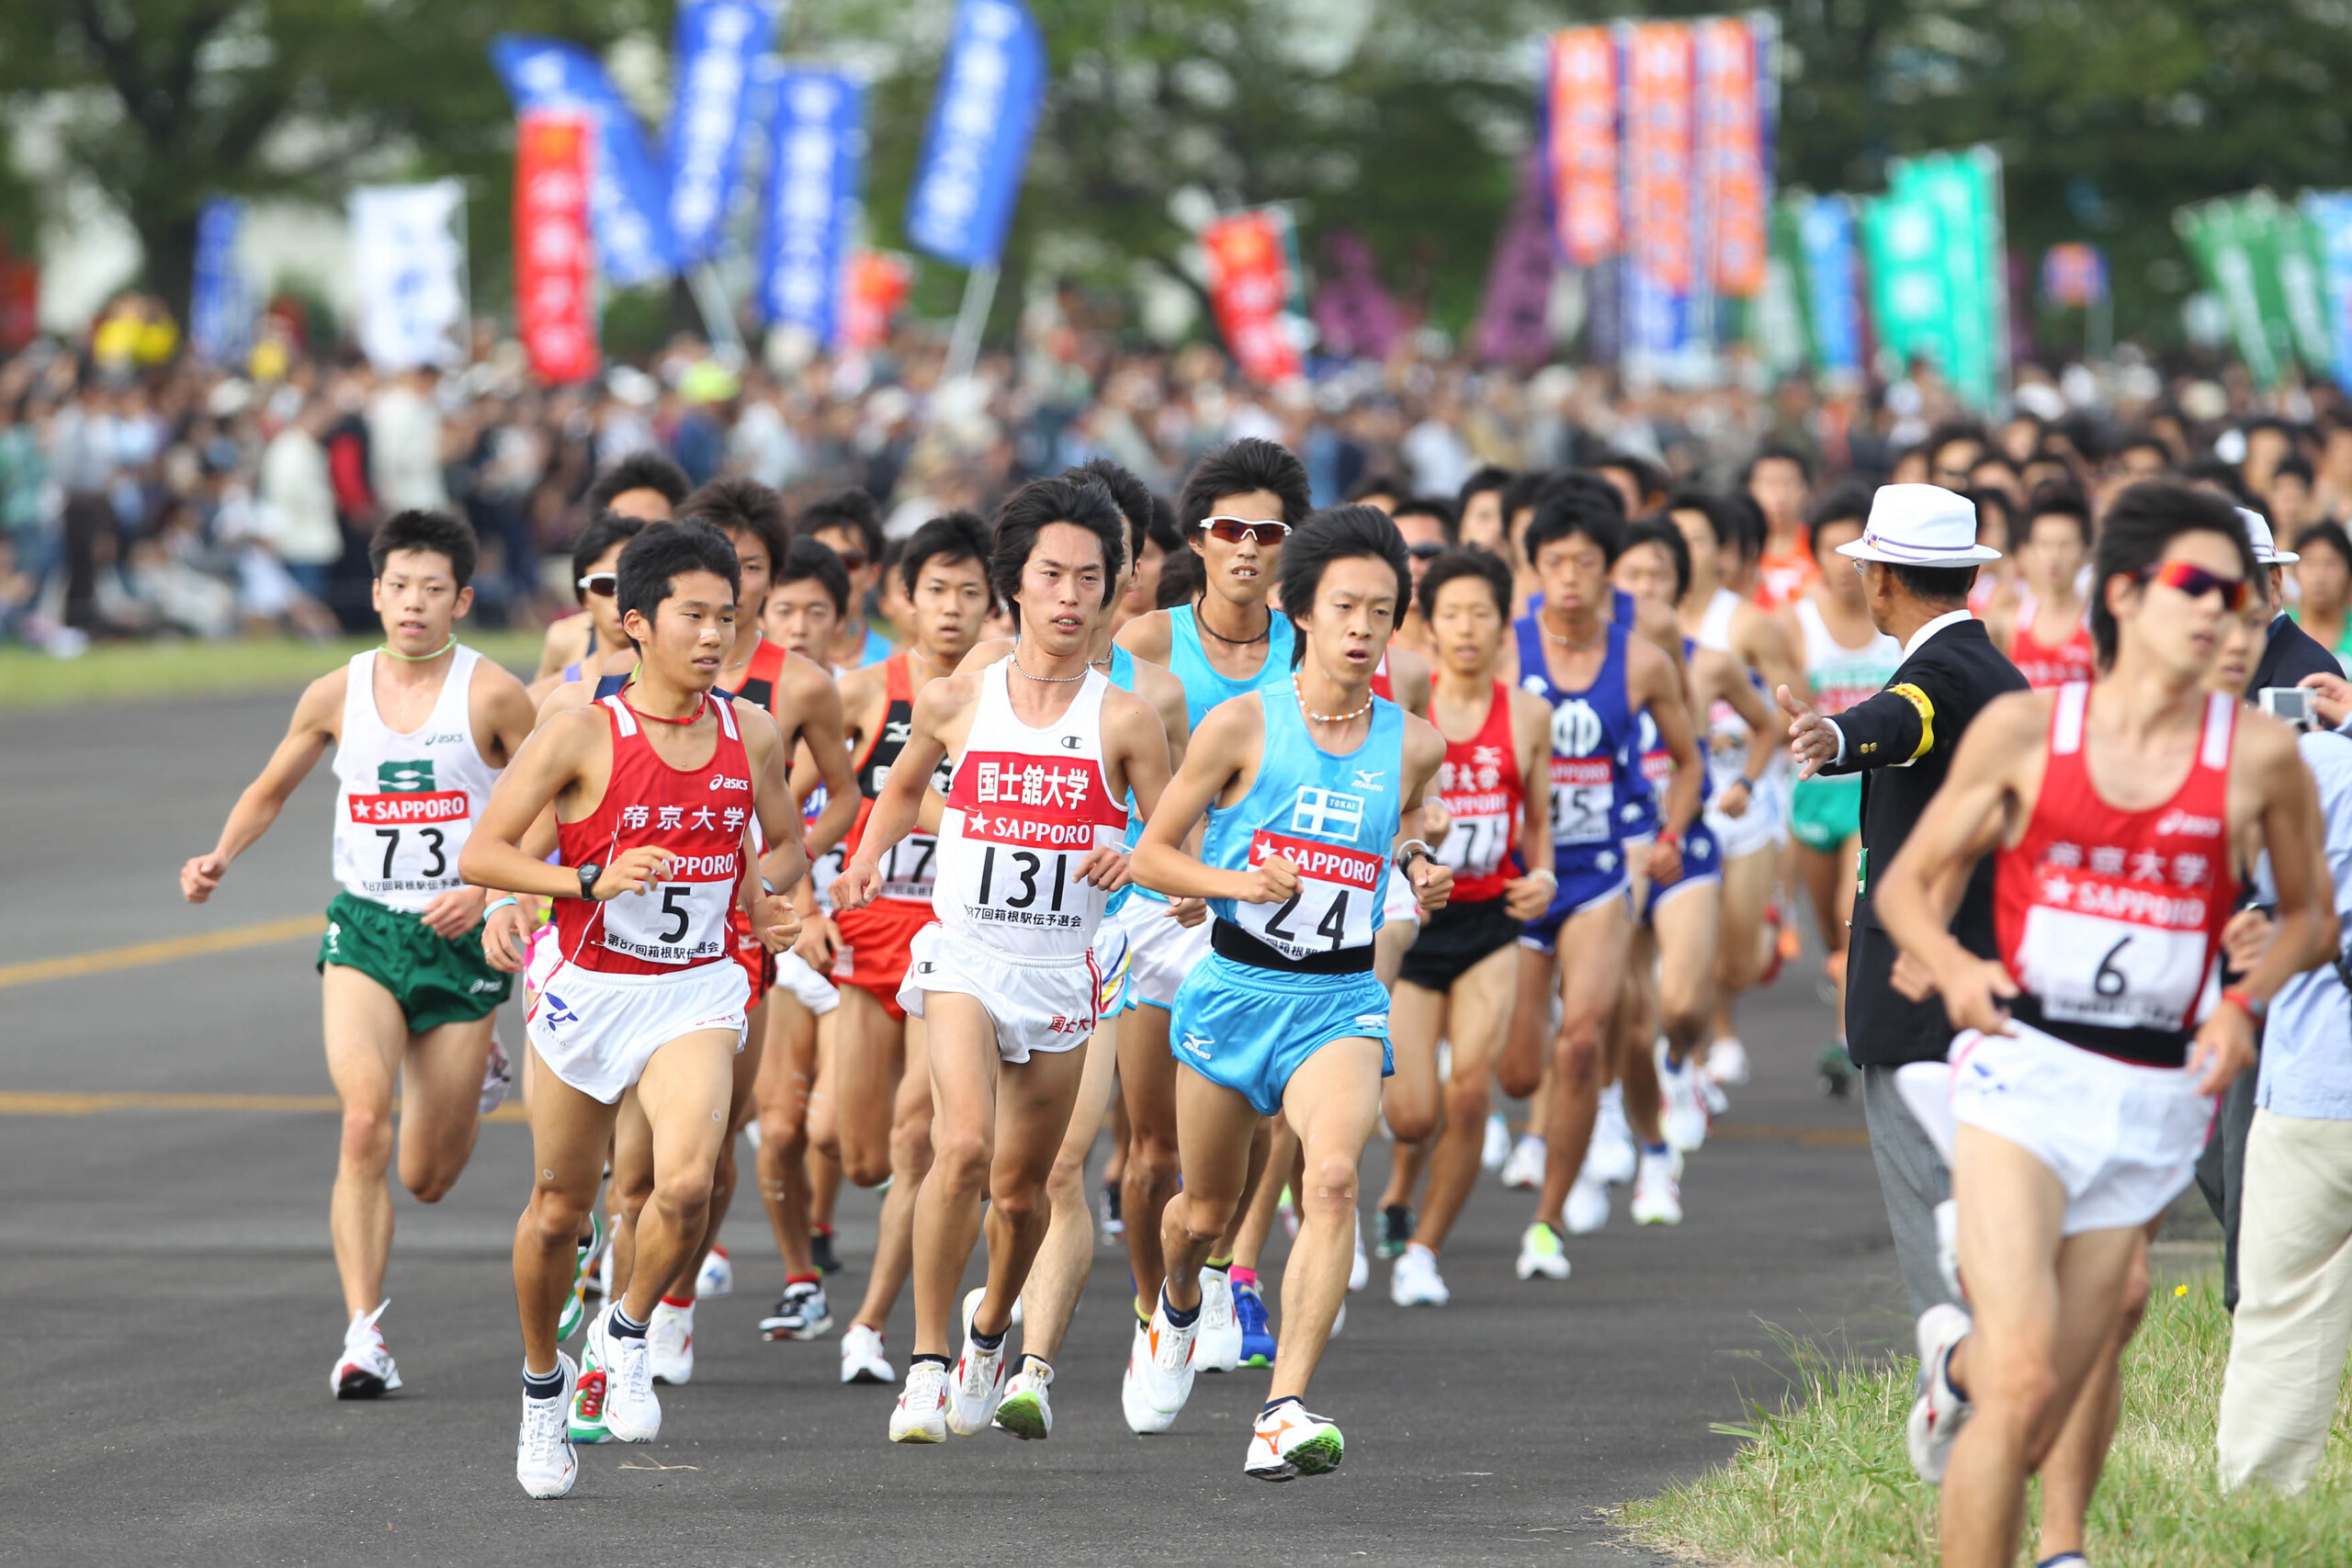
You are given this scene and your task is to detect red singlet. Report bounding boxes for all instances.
[1431,681,1526,904]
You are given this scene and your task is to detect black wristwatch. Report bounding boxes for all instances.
[576,863,603,900]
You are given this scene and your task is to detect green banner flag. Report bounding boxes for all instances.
[2275,203,2333,372]
[1754,197,1808,377]
[2177,194,2291,386]
[1888,147,2007,410]
[1862,189,1956,393]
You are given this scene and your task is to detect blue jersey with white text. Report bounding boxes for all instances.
[1514,614,1639,865]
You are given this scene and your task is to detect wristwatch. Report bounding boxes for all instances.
[1397,840,1436,872]
[576,863,603,901]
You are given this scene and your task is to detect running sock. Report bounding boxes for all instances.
[1162,1295,1201,1329]
[910,1352,950,1371]
[1019,1354,1054,1382]
[970,1325,1006,1352]
[1204,1256,1232,1271]
[786,1272,821,1287]
[523,1363,566,1401]
[609,1306,650,1340]
[1260,1394,1302,1418]
[660,1293,694,1310]
[1230,1266,1259,1290]
[2033,1555,2087,1568]
[1644,1141,1670,1157]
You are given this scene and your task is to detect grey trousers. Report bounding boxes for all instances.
[1862,1064,1960,1318]
[2196,1067,2259,1311]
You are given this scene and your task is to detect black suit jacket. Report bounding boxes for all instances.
[1823,615,2030,1067]
[2249,612,2341,694]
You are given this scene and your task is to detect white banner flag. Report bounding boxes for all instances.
[351,180,469,371]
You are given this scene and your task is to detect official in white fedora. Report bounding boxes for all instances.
[1777,482,2029,1319]
[2237,504,2337,694]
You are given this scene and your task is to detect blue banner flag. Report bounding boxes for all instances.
[903,0,1047,267]
[491,36,675,286]
[189,197,250,366]
[664,1,784,265]
[1797,194,1861,377]
[757,69,865,344]
[2300,193,2352,396]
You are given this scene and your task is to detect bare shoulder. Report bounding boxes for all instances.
[1399,708,1447,772]
[2233,705,2308,792]
[957,637,1014,675]
[292,666,348,737]
[1193,691,1264,754]
[1116,608,1173,663]
[1508,683,1553,731]
[467,648,533,705]
[536,674,595,728]
[1962,687,2056,765]
[1100,682,1161,744]
[732,697,786,764]
[911,669,980,726]
[1634,595,1683,656]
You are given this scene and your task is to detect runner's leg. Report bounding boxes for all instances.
[1019,1013,1122,1365]
[1709,845,1773,1045]
[1119,1001,1183,1314]
[2034,1228,2152,1562]
[608,1090,653,1303]
[619,1031,741,1327]
[970,1031,1091,1340]
[910,995,1001,1357]
[1232,1116,1293,1274]
[1268,1039,1385,1402]
[395,1012,495,1203]
[321,966,411,1317]
[1534,897,1632,1231]
[669,998,764,1301]
[853,1016,931,1334]
[1414,946,1513,1253]
[515,1072,622,1375]
[754,993,820,1280]
[1161,1073,1273,1314]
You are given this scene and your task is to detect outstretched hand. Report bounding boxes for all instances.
[1778,685,1838,781]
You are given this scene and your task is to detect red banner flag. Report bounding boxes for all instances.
[1697,17,1767,298]
[842,250,914,354]
[1626,22,1696,298]
[514,110,599,384]
[1202,208,1302,384]
[1545,28,1620,267]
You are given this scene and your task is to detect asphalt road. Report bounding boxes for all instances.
[2,689,1910,1566]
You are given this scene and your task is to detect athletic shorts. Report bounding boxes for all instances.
[772,948,840,1017]
[1381,866,1422,928]
[526,958,748,1105]
[318,890,510,1032]
[1946,1020,2214,1235]
[1092,921,1134,1017]
[1643,818,1722,925]
[1169,951,1393,1117]
[1705,778,1781,862]
[830,897,932,1023]
[1789,773,1861,852]
[896,923,1096,1065]
[1123,894,1213,1011]
[1396,897,1521,993]
[1518,845,1630,953]
[729,905,779,1012]
[524,921,562,1001]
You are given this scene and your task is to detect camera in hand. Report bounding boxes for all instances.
[2258,686,2315,731]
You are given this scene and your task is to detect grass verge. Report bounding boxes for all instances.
[0,632,544,710]
[1625,1273,2352,1566]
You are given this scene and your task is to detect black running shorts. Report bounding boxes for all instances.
[1396,897,1523,993]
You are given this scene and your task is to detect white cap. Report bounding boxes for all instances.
[2237,506,2298,565]
[1837,484,2003,566]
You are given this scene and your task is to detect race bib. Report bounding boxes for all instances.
[1436,808,1512,881]
[877,833,939,902]
[344,792,472,898]
[1228,829,1383,961]
[601,875,733,965]
[2017,906,2210,1032]
[1549,756,1615,845]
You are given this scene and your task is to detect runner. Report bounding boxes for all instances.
[1745,444,1820,611]
[1455,467,1513,558]
[796,489,897,670]
[1987,486,2098,690]
[463,519,807,1498]
[1385,495,1456,662]
[535,453,688,682]
[528,512,651,705]
[180,509,537,1399]
[1128,503,1451,1479]
[832,476,1171,1443]
[1861,480,2332,1568]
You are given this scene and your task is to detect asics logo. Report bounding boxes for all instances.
[709,774,751,791]
[2155,808,2222,839]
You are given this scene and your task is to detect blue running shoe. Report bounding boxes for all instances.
[1233,1280,1275,1369]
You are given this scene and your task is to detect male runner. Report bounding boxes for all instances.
[181,509,536,1397]
[1385,494,1456,661]
[835,477,1172,1442]
[1987,486,2098,690]
[1745,444,1819,611]
[797,488,896,669]
[463,520,806,1499]
[536,453,688,682]
[528,512,650,705]
[1866,481,2333,1568]
[1129,503,1451,1479]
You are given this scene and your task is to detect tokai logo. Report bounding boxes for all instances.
[2155,809,2222,840]
[378,759,435,793]
[1290,787,1365,838]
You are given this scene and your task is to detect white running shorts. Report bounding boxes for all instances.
[1121,896,1212,1011]
[1705,772,1781,863]
[1946,1020,2215,1235]
[1381,866,1422,929]
[527,958,748,1105]
[772,947,841,1017]
[1092,921,1133,1018]
[896,923,1097,1065]
[524,920,561,1001]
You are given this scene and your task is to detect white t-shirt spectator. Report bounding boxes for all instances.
[368,381,447,512]
[256,426,342,566]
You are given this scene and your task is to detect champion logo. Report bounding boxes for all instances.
[1059,734,1085,750]
[2154,808,2222,840]
[917,961,935,975]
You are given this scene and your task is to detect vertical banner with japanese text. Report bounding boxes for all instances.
[1202,207,1305,384]
[1695,15,1768,299]
[491,37,674,287]
[2300,192,2352,395]
[1798,194,1862,379]
[1623,20,1698,371]
[1544,27,1619,267]
[757,67,865,347]
[514,111,600,384]
[190,197,251,366]
[904,0,1047,267]
[664,0,784,266]
[351,179,469,373]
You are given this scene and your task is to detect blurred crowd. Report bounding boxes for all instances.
[9,283,2352,656]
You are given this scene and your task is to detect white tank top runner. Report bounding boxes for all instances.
[1692,586,1754,793]
[331,646,499,913]
[1792,597,1902,716]
[932,659,1125,961]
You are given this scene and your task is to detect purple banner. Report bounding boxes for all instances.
[1310,231,1402,361]
[1476,154,1556,365]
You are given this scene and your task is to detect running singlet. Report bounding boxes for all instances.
[1202,691,1406,969]
[1693,586,1759,802]
[1431,681,1525,903]
[1514,614,1638,858]
[1370,651,1392,702]
[1609,588,1664,838]
[845,654,954,904]
[1166,602,1296,730]
[934,660,1129,959]
[1992,683,2241,1068]
[2008,593,2097,691]
[553,693,754,974]
[1753,536,1818,612]
[1794,598,1902,716]
[331,645,499,913]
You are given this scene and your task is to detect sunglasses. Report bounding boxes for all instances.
[1408,542,1448,560]
[833,549,870,572]
[577,572,618,598]
[2141,559,2249,613]
[1200,515,1291,547]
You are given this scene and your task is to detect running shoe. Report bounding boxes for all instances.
[1233,1280,1275,1369]
[889,1360,950,1444]
[647,1299,694,1385]
[695,1244,732,1300]
[841,1322,893,1384]
[481,1034,513,1116]
[331,1301,402,1399]
[1657,1040,1710,1153]
[1704,1038,1751,1086]
[1481,1112,1511,1171]
[1499,1134,1546,1190]
[557,1211,605,1343]
[1349,1212,1370,1292]
[1699,1073,1732,1117]
[1138,1292,1201,1421]
[592,1234,615,1301]
[810,1226,842,1276]
[1389,1243,1449,1306]
[515,1354,579,1499]
[1244,1400,1344,1482]
[1515,1221,1571,1281]
[760,1280,834,1342]
[1564,1174,1611,1235]
[1907,1303,1975,1484]
[1759,900,1792,985]
[1121,1319,1176,1434]
[1375,1203,1413,1259]
[585,1309,661,1442]
[992,1358,1054,1440]
[1934,1199,1963,1303]
[1630,1150,1683,1225]
[1196,1266,1242,1372]
[948,1287,1009,1437]
[1278,1185,1300,1240]
[1099,1180,1125,1240]
[1590,1086,1638,1185]
[567,1357,612,1446]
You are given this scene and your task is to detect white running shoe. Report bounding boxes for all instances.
[1515,1221,1572,1280]
[1630,1150,1683,1225]
[481,1034,513,1116]
[1934,1199,1963,1303]
[1657,1040,1710,1153]
[1564,1174,1611,1235]
[1499,1134,1546,1190]
[1590,1086,1639,1185]
[1244,1400,1345,1482]
[515,1355,579,1499]
[331,1301,402,1399]
[993,1357,1055,1439]
[1907,1303,1975,1483]
[1196,1268,1242,1372]
[759,1280,834,1342]
[947,1288,1009,1437]
[1481,1111,1511,1171]
[889,1360,950,1443]
[1121,1320,1176,1435]
[695,1245,732,1300]
[1704,1037,1750,1086]
[1389,1244,1449,1306]
[841,1321,893,1384]
[593,1234,615,1301]
[1699,1073,1731,1117]
[1138,1292,1201,1421]
[1349,1212,1370,1292]
[647,1299,694,1385]
[585,1310,661,1442]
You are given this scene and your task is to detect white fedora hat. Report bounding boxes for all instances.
[2236,506,2299,566]
[1837,483,2003,566]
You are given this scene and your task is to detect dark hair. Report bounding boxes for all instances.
[1147,494,1183,557]
[1417,546,1513,621]
[1391,495,1459,546]
[2273,453,2316,487]
[796,488,886,559]
[2024,483,2095,548]
[1524,486,1628,569]
[1804,480,1872,546]
[1065,457,1149,576]
[990,476,1125,624]
[1346,472,1406,506]
[1623,517,1691,604]
[2111,428,2171,468]
[2087,480,2260,667]
[1968,488,2014,551]
[1179,437,1312,532]
[1498,468,1561,531]
[1156,542,1204,608]
[2178,456,2254,506]
[775,537,852,618]
[2296,519,2352,571]
[899,511,993,595]
[1550,469,1630,522]
[1276,504,1410,668]
[1456,465,1514,513]
[1663,487,1741,554]
[571,511,650,603]
[1742,442,1815,488]
[1591,450,1668,511]
[680,475,788,574]
[1925,421,1990,469]
[370,509,478,586]
[587,451,690,514]
[616,519,741,649]
[1887,563,1979,605]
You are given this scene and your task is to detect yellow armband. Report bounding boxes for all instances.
[1890,683,1935,761]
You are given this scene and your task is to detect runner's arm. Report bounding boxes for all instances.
[1707,649,1781,790]
[2227,720,2341,1008]
[789,666,860,858]
[741,706,810,899]
[1395,715,1453,913]
[1083,688,1175,892]
[1508,687,1555,890]
[1130,699,1280,904]
[458,710,668,902]
[830,679,959,909]
[181,672,340,901]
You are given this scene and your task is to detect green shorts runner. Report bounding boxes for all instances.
[317,889,512,1032]
[1789,773,1861,852]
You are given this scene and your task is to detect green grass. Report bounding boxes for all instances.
[1625,1274,2352,1567]
[0,632,545,710]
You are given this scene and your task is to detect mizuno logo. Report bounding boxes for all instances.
[1178,1032,1215,1059]
[1351,770,1385,790]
